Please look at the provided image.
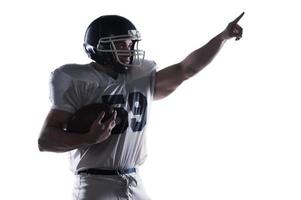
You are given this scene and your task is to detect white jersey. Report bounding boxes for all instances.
[49,61,157,173]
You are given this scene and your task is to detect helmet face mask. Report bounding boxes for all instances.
[84,16,145,73]
[96,30,145,67]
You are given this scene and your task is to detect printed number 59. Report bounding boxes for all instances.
[102,92,147,135]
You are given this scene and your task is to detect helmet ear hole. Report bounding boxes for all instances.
[84,43,96,54]
[83,43,88,54]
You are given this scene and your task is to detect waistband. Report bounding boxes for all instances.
[77,168,136,175]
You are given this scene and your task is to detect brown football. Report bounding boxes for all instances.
[65,103,114,133]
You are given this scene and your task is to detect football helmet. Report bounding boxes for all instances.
[84,15,145,73]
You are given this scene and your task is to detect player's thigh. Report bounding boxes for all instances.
[130,173,151,200]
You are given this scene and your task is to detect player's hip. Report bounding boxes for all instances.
[72,171,151,200]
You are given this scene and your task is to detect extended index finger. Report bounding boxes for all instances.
[232,12,245,24]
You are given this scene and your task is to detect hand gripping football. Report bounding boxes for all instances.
[65,103,114,133]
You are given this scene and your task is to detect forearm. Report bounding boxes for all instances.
[38,126,90,153]
[181,31,227,80]
[154,13,244,100]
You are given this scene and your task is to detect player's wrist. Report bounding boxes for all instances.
[83,131,98,145]
[219,30,230,40]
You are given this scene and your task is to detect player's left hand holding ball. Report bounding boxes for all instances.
[65,103,117,144]
[87,110,117,144]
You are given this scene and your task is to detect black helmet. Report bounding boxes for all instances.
[83,15,145,73]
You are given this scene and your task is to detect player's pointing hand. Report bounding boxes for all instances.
[223,12,244,41]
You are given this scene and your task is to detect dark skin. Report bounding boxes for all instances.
[38,13,244,152]
[38,109,117,152]
[154,12,244,100]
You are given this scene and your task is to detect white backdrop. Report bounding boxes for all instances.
[0,0,300,199]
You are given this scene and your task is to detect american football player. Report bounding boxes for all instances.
[38,13,244,200]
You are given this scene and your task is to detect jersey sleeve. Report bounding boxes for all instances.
[149,61,157,98]
[49,68,81,113]
[138,60,157,99]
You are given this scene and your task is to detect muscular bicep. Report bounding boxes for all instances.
[43,109,72,129]
[38,109,72,146]
[154,63,186,100]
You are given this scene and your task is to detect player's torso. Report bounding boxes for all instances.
[62,62,156,172]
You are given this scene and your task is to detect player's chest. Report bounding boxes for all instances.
[94,79,149,135]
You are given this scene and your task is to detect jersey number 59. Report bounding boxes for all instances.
[102,92,147,135]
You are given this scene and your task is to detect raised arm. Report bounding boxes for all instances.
[154,12,244,100]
